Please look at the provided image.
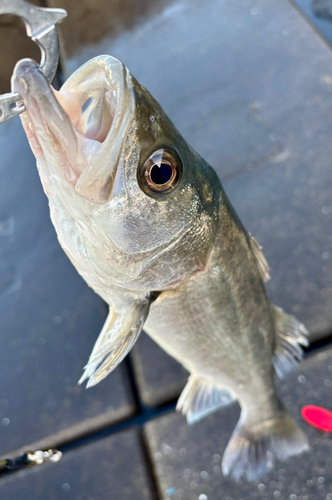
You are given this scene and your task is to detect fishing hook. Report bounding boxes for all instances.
[0,0,67,123]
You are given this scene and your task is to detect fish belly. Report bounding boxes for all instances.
[144,255,276,405]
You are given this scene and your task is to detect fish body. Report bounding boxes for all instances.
[13,55,309,481]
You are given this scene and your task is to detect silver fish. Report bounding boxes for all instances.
[13,55,309,481]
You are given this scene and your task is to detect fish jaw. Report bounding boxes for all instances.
[12,56,135,205]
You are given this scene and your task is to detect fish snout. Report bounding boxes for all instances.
[12,58,82,189]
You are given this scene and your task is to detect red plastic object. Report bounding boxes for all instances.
[301,405,332,432]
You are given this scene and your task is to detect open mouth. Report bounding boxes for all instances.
[60,56,131,144]
[12,56,135,204]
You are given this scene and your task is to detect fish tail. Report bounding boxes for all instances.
[222,402,309,481]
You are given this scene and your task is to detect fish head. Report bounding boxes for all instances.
[12,55,220,291]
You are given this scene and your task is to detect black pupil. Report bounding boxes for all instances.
[150,163,173,185]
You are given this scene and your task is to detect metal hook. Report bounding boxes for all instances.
[0,449,62,473]
[0,0,67,124]
[26,449,62,466]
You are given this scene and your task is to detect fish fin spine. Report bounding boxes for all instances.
[222,403,309,481]
[249,234,271,282]
[272,305,309,379]
[176,374,235,424]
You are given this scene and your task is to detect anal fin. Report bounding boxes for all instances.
[176,374,235,424]
[272,305,309,379]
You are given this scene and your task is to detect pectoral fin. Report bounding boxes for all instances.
[176,374,235,424]
[79,295,151,387]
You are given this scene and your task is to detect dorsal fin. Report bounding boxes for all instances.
[176,375,235,424]
[272,305,309,379]
[250,235,270,282]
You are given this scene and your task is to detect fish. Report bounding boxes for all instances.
[12,55,309,481]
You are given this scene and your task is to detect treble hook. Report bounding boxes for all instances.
[0,0,67,124]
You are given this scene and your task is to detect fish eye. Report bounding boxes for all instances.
[139,148,182,195]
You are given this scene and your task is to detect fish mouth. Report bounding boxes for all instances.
[12,56,135,204]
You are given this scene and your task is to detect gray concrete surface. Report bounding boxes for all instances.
[0,429,155,500]
[0,0,332,498]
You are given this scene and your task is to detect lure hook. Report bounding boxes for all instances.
[0,0,67,123]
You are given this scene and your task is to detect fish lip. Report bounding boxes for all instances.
[12,58,56,108]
